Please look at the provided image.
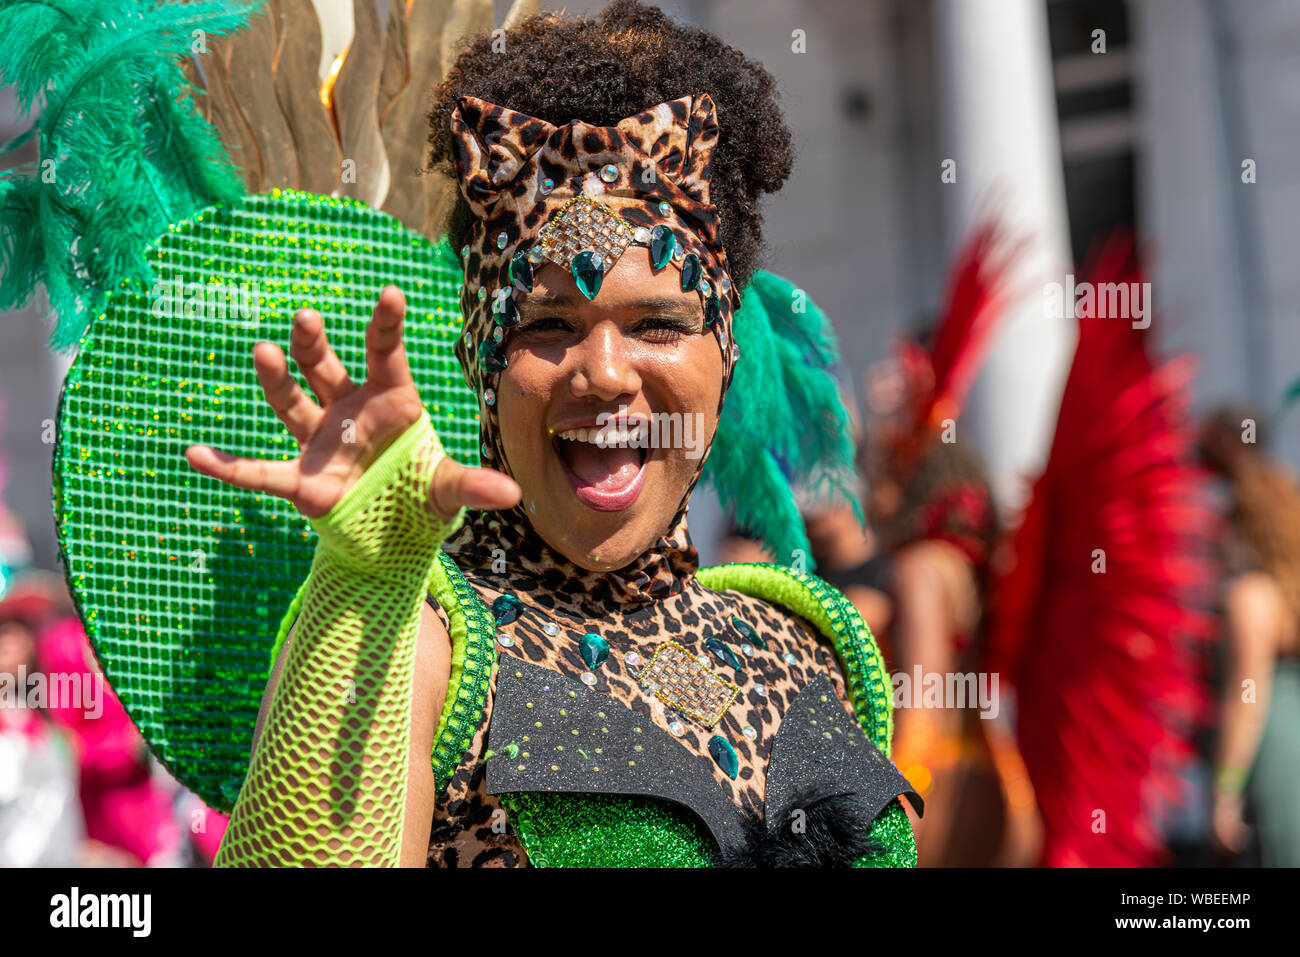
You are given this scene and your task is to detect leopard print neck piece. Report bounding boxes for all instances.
[443,502,699,607]
[447,93,740,538]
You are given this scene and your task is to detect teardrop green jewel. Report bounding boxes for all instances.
[703,295,721,330]
[732,616,766,650]
[680,253,703,292]
[708,735,739,780]
[706,636,744,671]
[510,252,534,292]
[579,632,610,669]
[571,249,604,300]
[494,294,519,326]
[650,225,676,270]
[478,337,507,373]
[492,594,524,626]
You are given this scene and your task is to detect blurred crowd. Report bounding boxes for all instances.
[720,234,1300,869]
[722,390,1300,867]
[0,508,227,868]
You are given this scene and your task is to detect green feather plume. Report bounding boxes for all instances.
[703,271,863,569]
[1283,375,1300,417]
[0,0,262,349]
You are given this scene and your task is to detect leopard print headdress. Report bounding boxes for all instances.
[448,93,739,481]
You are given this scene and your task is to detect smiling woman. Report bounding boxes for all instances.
[204,0,920,869]
[498,251,722,562]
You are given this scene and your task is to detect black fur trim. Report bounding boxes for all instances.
[715,785,884,867]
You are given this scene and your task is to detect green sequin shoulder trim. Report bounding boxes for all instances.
[428,551,497,792]
[697,561,914,868]
[696,562,894,754]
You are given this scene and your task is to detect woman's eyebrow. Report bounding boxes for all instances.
[521,294,701,316]
[522,293,584,310]
[622,297,702,316]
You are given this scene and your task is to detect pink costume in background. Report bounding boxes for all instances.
[34,618,231,864]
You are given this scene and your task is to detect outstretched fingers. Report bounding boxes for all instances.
[365,285,415,390]
[185,445,302,501]
[253,342,323,445]
[430,457,522,522]
[290,307,354,405]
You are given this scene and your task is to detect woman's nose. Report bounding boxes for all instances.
[568,324,640,401]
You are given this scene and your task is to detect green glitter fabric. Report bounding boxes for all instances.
[498,791,914,868]
[857,802,917,868]
[53,190,480,812]
[500,792,717,868]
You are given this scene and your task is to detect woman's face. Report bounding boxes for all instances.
[495,250,723,570]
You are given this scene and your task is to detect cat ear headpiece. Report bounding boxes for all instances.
[448,94,739,466]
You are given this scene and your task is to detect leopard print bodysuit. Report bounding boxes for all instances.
[424,506,855,867]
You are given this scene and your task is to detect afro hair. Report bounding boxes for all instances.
[425,0,794,291]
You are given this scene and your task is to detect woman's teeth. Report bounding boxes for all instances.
[555,424,646,447]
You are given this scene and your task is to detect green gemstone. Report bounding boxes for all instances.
[571,249,604,300]
[579,632,610,669]
[732,616,766,650]
[704,295,721,329]
[510,252,534,292]
[478,338,507,373]
[494,293,519,327]
[706,636,744,671]
[493,594,524,625]
[650,225,676,270]
[680,253,702,292]
[708,735,739,779]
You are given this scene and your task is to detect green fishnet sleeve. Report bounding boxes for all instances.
[215,413,465,867]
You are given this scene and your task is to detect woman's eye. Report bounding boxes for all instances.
[637,317,697,340]
[517,316,571,334]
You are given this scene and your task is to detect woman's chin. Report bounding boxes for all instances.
[519,452,689,570]
[543,515,654,571]
[528,493,666,572]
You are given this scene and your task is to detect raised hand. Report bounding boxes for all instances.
[185,285,520,522]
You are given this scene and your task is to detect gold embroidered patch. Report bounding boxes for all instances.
[638,640,741,729]
[537,196,632,271]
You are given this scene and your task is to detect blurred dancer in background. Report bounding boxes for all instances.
[724,223,1042,866]
[861,236,1041,866]
[0,565,85,867]
[1200,404,1300,866]
[863,389,1035,867]
[0,403,87,866]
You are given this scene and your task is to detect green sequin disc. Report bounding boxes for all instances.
[53,190,480,812]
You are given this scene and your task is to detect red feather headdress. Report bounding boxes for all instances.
[985,234,1218,866]
[888,220,1021,477]
[873,220,1021,568]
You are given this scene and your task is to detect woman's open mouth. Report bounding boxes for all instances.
[552,421,650,511]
